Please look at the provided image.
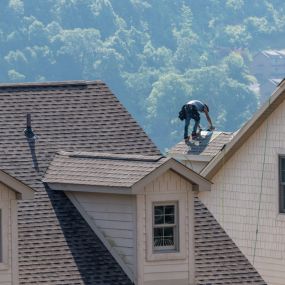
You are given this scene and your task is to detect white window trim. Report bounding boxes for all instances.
[0,201,9,270]
[146,193,186,261]
[152,202,178,252]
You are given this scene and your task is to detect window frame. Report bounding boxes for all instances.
[146,193,187,261]
[152,202,178,252]
[279,155,285,213]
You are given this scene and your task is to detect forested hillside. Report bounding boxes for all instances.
[1,0,285,150]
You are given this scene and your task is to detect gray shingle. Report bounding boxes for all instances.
[169,132,234,156]
[43,151,167,187]
[194,197,266,285]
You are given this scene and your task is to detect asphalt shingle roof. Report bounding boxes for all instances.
[169,131,234,157]
[0,80,265,284]
[195,197,266,285]
[0,80,161,285]
[43,151,167,187]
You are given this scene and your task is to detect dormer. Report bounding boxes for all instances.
[0,170,34,285]
[43,151,211,285]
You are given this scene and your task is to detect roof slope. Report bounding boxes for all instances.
[194,197,266,285]
[0,80,160,284]
[43,151,166,187]
[169,132,233,158]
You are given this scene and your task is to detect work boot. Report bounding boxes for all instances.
[191,132,199,140]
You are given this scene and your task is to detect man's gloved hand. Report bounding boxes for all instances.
[207,125,215,131]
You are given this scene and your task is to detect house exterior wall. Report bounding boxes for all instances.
[70,192,136,274]
[0,182,18,285]
[136,170,195,285]
[199,99,285,285]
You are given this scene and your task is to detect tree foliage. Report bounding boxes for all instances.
[0,0,284,150]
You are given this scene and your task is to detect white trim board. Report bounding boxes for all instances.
[0,170,34,200]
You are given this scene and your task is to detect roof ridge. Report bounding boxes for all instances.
[0,80,104,88]
[58,150,165,162]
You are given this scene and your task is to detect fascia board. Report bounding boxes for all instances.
[0,170,34,200]
[170,153,213,162]
[46,182,132,195]
[131,158,212,194]
[201,79,285,180]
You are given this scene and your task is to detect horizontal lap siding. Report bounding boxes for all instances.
[0,183,17,285]
[73,192,135,272]
[199,99,285,285]
[138,170,193,285]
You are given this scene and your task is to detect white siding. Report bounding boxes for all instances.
[72,192,136,273]
[137,170,195,285]
[0,183,18,285]
[199,99,285,285]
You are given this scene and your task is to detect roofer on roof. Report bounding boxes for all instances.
[178,100,214,144]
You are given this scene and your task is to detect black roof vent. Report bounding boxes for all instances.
[24,113,36,140]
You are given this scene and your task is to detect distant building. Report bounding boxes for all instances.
[250,50,285,102]
[259,78,282,104]
[251,50,285,80]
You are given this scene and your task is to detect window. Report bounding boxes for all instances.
[279,156,285,213]
[153,203,178,252]
[146,193,186,261]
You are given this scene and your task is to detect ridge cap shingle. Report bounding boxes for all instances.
[0,80,104,89]
[57,150,164,162]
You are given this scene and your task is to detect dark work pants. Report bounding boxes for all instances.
[184,106,200,139]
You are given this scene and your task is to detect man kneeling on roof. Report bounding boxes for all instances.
[178,100,214,144]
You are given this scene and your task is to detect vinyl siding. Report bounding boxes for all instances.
[0,183,18,285]
[137,170,195,285]
[199,99,285,285]
[72,192,136,273]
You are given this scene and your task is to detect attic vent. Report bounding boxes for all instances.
[24,113,36,139]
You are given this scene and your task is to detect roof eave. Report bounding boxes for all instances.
[45,182,132,195]
[44,158,212,194]
[201,79,285,180]
[0,170,34,200]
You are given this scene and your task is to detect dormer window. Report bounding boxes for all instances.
[153,203,178,252]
